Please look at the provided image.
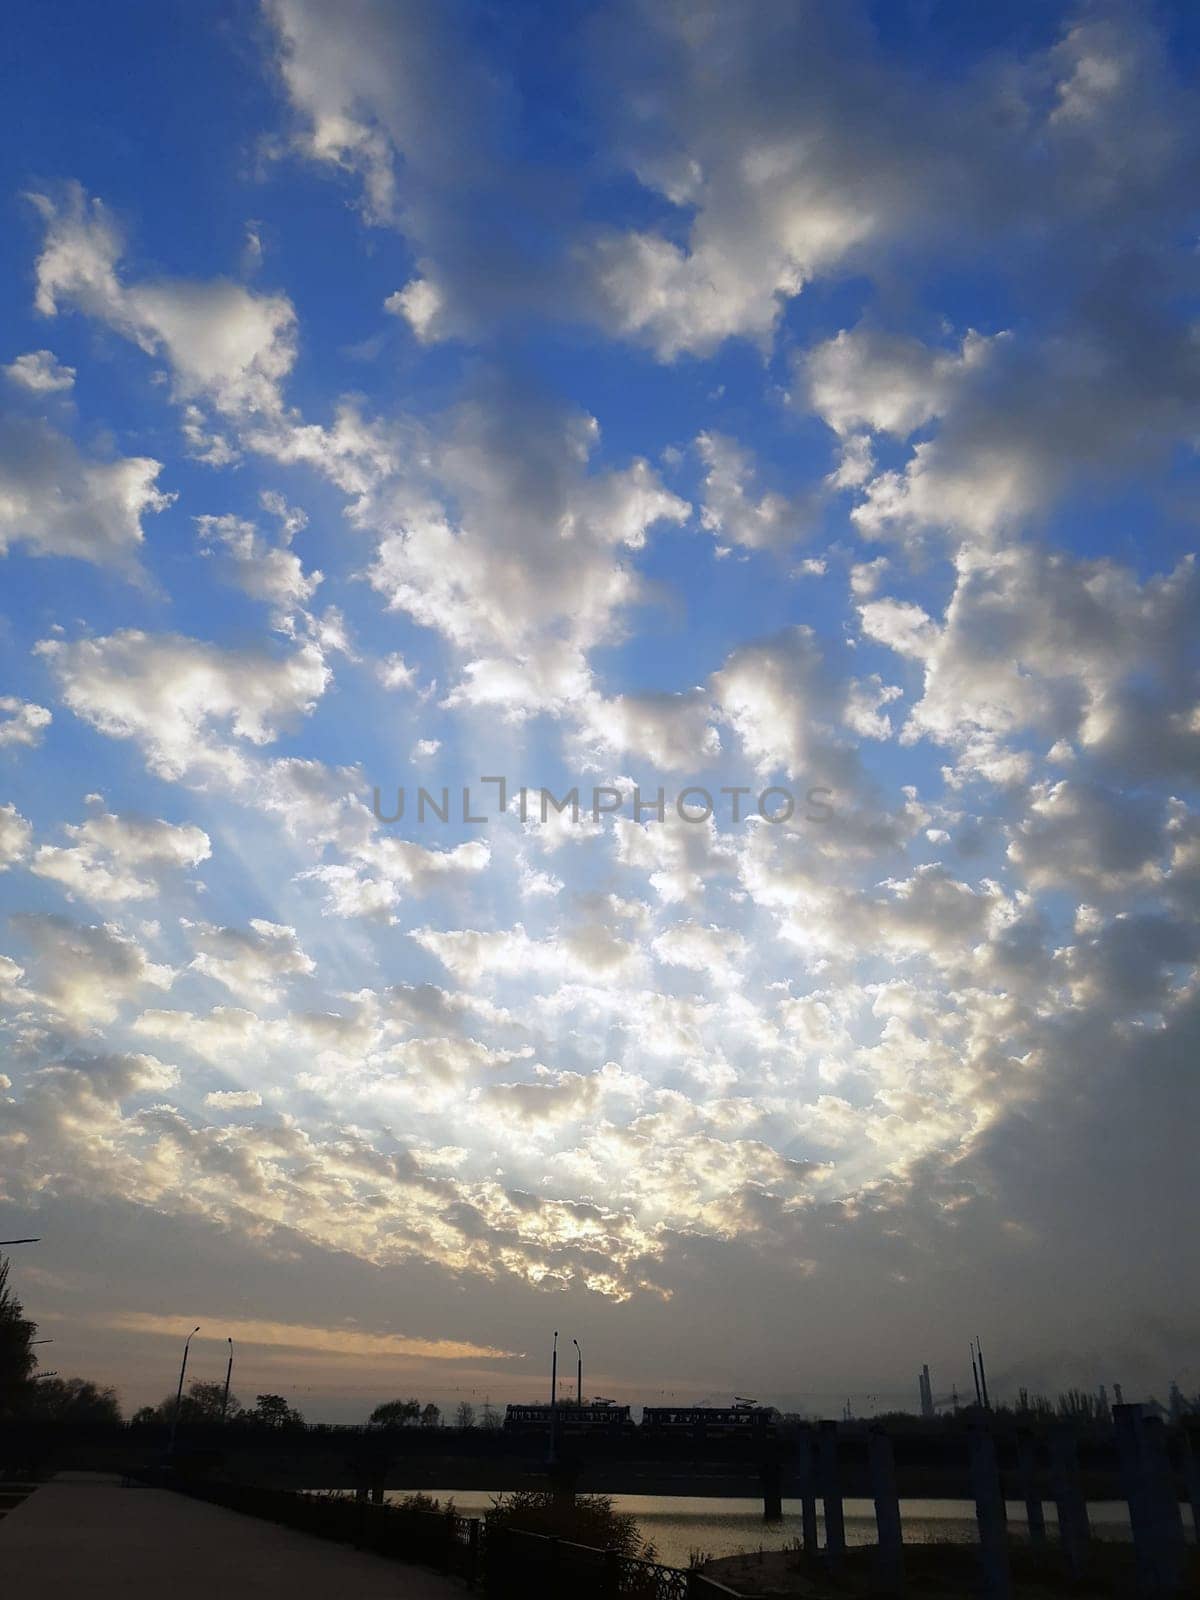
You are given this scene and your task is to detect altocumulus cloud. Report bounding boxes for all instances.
[0,0,1197,1412]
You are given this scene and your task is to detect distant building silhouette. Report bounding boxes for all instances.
[918,1365,935,1419]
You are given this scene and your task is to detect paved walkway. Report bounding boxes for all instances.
[0,1473,465,1596]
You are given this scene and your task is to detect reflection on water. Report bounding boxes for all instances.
[383,1490,1145,1570]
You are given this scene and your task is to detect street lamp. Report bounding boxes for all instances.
[548,1330,559,1464]
[167,1327,200,1457]
[573,1338,583,1407]
[221,1338,234,1422]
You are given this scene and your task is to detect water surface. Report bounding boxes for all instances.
[384,1490,1148,1569]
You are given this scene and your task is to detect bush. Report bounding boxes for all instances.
[485,1489,653,1560]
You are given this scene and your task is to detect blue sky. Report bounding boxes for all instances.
[0,1,1197,1418]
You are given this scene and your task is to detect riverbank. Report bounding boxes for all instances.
[377,1488,1154,1568]
[0,1473,465,1597]
[703,1540,1200,1596]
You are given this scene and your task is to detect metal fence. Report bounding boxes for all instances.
[485,1527,740,1598]
[155,1477,479,1580]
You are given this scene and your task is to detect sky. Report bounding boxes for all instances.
[0,0,1197,1422]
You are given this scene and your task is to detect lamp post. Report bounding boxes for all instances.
[548,1330,558,1464]
[221,1338,233,1422]
[168,1327,200,1458]
[573,1338,582,1407]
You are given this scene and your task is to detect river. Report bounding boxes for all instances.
[381,1490,1149,1569]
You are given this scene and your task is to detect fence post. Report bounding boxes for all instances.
[868,1424,905,1594]
[489,1516,508,1600]
[1048,1425,1089,1580]
[603,1546,621,1598]
[468,1517,481,1589]
[1016,1429,1045,1546]
[968,1421,1011,1600]
[819,1420,846,1566]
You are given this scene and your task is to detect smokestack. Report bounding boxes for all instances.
[976,1337,991,1411]
[920,1364,935,1419]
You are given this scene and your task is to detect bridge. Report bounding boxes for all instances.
[5,1416,1136,1514]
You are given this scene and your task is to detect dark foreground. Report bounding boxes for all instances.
[0,1472,463,1597]
[705,1540,1200,1597]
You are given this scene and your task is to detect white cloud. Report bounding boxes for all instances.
[9,914,174,1029]
[711,627,843,778]
[0,804,33,870]
[385,277,446,342]
[652,920,746,985]
[186,918,315,1006]
[0,697,52,750]
[578,689,720,772]
[37,628,330,782]
[413,916,642,989]
[204,1088,264,1110]
[4,349,75,392]
[806,327,996,440]
[367,387,688,714]
[32,810,211,905]
[195,512,322,616]
[0,418,171,569]
[865,546,1200,785]
[31,184,297,420]
[1007,781,1167,894]
[377,653,417,691]
[695,431,807,550]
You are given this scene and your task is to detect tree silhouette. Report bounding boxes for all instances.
[25,1376,123,1424]
[455,1400,476,1429]
[131,1378,239,1425]
[242,1392,304,1428]
[368,1397,421,1427]
[0,1254,38,1418]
